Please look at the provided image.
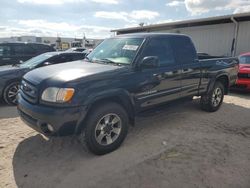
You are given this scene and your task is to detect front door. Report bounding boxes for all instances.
[12,44,36,63]
[0,45,12,66]
[134,37,182,108]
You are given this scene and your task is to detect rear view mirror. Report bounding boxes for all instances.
[140,56,159,69]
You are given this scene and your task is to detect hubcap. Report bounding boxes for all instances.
[212,87,222,107]
[7,84,19,104]
[95,113,122,146]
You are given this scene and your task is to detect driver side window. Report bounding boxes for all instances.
[141,38,175,67]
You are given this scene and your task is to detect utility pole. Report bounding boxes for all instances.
[83,32,86,48]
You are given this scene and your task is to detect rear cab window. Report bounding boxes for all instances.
[169,36,197,64]
[0,45,12,57]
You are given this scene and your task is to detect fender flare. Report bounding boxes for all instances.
[75,89,136,134]
[207,73,229,94]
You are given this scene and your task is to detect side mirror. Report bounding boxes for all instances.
[140,56,159,69]
[43,62,52,66]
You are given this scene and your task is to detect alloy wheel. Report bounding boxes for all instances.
[212,87,222,107]
[94,113,122,146]
[7,84,19,104]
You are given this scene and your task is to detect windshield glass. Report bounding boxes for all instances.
[239,56,250,64]
[20,53,53,68]
[87,38,144,65]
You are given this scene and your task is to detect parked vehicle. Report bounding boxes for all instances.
[236,52,250,90]
[0,52,86,105]
[0,42,55,66]
[66,47,86,53]
[17,33,239,155]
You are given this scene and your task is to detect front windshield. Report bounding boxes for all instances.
[239,56,250,64]
[20,53,53,68]
[87,38,144,65]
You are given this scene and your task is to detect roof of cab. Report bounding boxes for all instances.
[240,52,250,56]
[43,51,84,56]
[113,33,190,39]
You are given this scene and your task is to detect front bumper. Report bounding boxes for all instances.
[17,94,87,136]
[236,78,250,90]
[0,85,4,99]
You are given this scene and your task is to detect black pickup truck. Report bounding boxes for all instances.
[17,33,238,155]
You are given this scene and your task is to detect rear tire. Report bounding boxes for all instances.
[3,82,20,105]
[200,81,224,112]
[80,102,129,155]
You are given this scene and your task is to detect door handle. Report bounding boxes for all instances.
[2,58,11,60]
[153,74,163,80]
[173,70,178,74]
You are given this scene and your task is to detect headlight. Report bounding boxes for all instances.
[41,87,75,103]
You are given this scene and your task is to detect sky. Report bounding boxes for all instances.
[0,0,250,39]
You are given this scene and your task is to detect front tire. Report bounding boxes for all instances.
[3,82,20,105]
[81,102,129,155]
[200,81,225,112]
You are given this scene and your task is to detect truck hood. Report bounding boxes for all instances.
[23,61,124,84]
[239,64,250,73]
[0,65,28,75]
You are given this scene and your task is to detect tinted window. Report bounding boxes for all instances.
[72,53,85,61]
[239,56,250,64]
[170,37,197,64]
[142,38,175,66]
[51,54,75,64]
[30,44,54,52]
[13,44,35,55]
[0,45,11,56]
[20,53,54,68]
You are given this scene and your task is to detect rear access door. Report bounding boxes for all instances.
[170,37,201,97]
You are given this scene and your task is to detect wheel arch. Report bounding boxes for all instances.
[75,90,135,134]
[4,78,21,88]
[216,74,229,94]
[207,73,229,95]
[2,78,20,96]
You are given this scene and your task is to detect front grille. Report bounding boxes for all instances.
[20,79,38,103]
[238,73,250,79]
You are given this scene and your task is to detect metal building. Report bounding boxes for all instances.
[112,12,250,57]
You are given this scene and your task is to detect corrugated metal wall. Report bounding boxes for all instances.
[149,21,250,56]
[237,21,250,55]
[151,23,236,56]
[179,23,235,56]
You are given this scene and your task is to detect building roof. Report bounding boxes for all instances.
[111,12,250,34]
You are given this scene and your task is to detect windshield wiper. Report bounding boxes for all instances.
[12,63,20,67]
[97,58,122,66]
[84,56,91,62]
